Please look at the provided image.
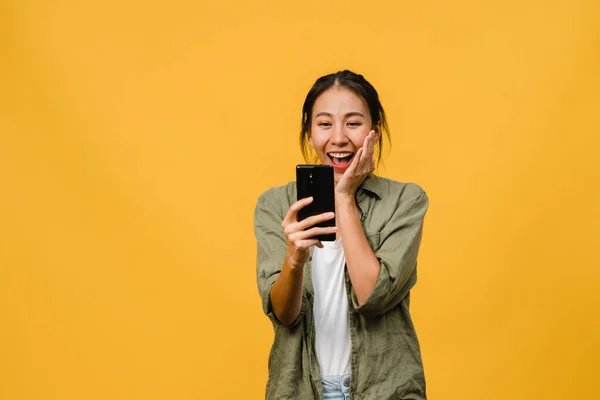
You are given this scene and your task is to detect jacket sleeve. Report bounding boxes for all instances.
[351,187,429,317]
[254,191,307,328]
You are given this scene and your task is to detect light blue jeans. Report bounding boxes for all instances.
[321,374,351,400]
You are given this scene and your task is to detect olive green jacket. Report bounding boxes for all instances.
[254,174,429,400]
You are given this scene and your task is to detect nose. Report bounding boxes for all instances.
[330,124,349,146]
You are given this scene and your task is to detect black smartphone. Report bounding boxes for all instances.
[296,165,336,242]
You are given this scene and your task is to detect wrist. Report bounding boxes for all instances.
[335,192,355,206]
[285,251,306,271]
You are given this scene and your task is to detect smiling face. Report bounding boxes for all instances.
[308,86,374,183]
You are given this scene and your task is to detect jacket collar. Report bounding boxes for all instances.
[357,173,384,199]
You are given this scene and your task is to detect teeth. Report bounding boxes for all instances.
[328,152,353,158]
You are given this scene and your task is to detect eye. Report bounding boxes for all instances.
[347,122,361,127]
[318,122,331,127]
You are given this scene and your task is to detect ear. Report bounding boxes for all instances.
[308,135,314,149]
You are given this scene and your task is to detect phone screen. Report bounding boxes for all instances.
[296,165,336,242]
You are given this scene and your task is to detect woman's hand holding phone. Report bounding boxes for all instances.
[282,197,337,268]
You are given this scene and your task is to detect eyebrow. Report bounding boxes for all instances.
[315,111,365,118]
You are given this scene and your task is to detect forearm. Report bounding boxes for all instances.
[270,257,304,326]
[336,195,380,306]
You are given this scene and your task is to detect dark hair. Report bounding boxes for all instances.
[300,70,390,165]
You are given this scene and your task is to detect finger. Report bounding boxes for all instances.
[283,196,313,224]
[349,147,363,171]
[365,130,376,160]
[315,241,324,249]
[292,238,322,250]
[360,131,371,157]
[289,226,338,242]
[367,132,376,170]
[296,226,338,240]
[288,226,337,243]
[356,132,376,172]
[294,211,335,231]
[370,130,377,155]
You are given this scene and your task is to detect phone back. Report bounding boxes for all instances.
[296,165,336,242]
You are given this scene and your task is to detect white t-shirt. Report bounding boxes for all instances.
[311,238,351,376]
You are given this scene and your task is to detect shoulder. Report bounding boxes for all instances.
[368,176,429,225]
[366,177,429,233]
[255,181,296,218]
[369,175,427,203]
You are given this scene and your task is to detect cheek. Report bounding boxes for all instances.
[351,131,369,147]
[308,133,327,152]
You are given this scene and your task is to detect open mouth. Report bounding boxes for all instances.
[327,152,354,169]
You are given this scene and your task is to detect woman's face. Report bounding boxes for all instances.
[309,86,374,183]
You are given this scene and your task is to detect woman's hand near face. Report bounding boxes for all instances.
[332,129,383,307]
[282,197,337,268]
[335,130,379,199]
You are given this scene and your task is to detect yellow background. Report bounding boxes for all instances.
[1,0,599,399]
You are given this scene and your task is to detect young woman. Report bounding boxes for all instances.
[254,70,429,400]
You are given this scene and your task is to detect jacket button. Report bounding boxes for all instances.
[343,378,350,387]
